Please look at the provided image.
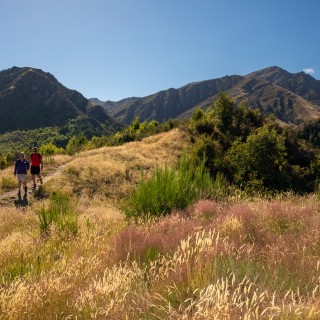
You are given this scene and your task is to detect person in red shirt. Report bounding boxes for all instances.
[30,147,43,189]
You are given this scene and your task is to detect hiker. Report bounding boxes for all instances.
[14,152,30,196]
[30,147,43,190]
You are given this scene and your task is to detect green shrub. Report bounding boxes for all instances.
[212,172,230,200]
[227,125,287,190]
[189,136,224,176]
[125,155,213,219]
[66,134,88,155]
[39,143,64,156]
[0,155,8,169]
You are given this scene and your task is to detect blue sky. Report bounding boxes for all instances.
[1,0,319,101]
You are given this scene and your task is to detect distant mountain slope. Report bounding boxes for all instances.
[93,66,320,125]
[0,67,121,134]
[247,66,320,105]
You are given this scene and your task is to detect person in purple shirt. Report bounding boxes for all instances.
[14,152,30,196]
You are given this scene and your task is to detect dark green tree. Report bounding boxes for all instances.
[211,92,236,130]
[227,125,288,190]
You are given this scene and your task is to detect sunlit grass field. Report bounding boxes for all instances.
[1,129,320,319]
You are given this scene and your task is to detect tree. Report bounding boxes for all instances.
[211,92,236,130]
[189,135,224,177]
[66,134,88,155]
[227,125,288,190]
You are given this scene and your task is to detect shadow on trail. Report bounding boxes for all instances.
[14,193,29,208]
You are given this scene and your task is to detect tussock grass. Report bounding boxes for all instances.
[37,192,78,236]
[126,155,213,218]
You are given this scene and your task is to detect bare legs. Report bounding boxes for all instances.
[18,180,27,195]
[32,174,43,188]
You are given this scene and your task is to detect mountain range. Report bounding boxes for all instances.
[1,66,320,136]
[93,66,320,126]
[0,67,120,134]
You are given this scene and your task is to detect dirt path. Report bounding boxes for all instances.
[0,162,70,207]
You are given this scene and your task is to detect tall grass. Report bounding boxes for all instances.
[0,176,17,191]
[2,194,320,318]
[37,192,78,236]
[126,155,213,218]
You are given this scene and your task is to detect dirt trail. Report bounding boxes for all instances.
[0,162,70,207]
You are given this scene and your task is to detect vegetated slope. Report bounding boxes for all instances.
[45,128,190,205]
[0,66,120,133]
[95,66,320,125]
[1,150,320,317]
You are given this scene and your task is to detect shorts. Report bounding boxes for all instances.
[31,166,40,175]
[17,174,27,182]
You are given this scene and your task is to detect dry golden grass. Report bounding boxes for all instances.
[2,129,320,319]
[0,202,125,319]
[0,154,72,195]
[46,129,190,207]
[1,193,320,319]
[0,206,36,239]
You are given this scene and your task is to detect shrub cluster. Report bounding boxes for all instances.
[188,93,320,194]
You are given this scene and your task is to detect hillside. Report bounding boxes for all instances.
[45,128,190,204]
[0,67,121,134]
[94,66,320,125]
[0,128,189,204]
[1,129,320,319]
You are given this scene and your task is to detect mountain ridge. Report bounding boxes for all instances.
[93,66,320,125]
[1,66,320,132]
[0,66,121,134]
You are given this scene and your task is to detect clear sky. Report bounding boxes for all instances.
[1,0,319,101]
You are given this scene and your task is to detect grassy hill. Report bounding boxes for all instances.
[1,128,320,319]
[45,128,189,205]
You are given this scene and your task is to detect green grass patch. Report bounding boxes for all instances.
[125,155,213,219]
[37,192,78,236]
